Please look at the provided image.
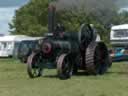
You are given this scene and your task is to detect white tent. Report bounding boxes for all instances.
[0,35,31,42]
[0,35,42,57]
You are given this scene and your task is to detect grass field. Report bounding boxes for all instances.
[0,59,128,96]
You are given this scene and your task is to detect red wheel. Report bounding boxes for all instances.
[27,52,43,78]
[57,54,73,80]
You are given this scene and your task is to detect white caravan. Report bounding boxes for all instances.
[0,35,36,57]
[110,24,128,61]
[110,24,128,47]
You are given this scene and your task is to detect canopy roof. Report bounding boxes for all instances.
[0,35,42,42]
[112,24,128,30]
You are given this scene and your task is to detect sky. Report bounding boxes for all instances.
[0,0,29,7]
[117,0,128,8]
[0,0,29,35]
[0,0,128,35]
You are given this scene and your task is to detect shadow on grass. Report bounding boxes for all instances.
[43,72,92,79]
[43,75,58,78]
[42,71,128,80]
[106,71,128,75]
[0,57,13,59]
[43,75,69,80]
[74,72,91,76]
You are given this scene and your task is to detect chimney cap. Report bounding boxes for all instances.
[48,4,56,10]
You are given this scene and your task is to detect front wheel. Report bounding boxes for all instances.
[27,52,43,78]
[57,54,73,80]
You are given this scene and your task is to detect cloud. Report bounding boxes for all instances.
[0,7,18,35]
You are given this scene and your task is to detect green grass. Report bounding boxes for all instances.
[0,59,128,96]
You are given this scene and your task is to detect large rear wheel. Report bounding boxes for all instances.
[85,42,110,75]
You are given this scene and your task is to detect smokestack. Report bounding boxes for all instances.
[48,4,56,33]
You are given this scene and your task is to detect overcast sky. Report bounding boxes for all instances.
[0,0,29,35]
[0,0,128,35]
[0,0,29,7]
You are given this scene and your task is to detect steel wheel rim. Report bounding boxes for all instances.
[27,52,43,78]
[57,54,72,79]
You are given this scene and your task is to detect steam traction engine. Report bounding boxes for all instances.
[27,5,111,79]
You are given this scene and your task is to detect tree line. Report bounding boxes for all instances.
[9,0,128,45]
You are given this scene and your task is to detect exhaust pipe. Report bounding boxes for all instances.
[48,4,56,33]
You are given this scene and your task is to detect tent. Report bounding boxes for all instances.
[0,35,42,57]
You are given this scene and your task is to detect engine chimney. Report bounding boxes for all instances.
[48,4,56,33]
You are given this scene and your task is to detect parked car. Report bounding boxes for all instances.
[109,47,128,62]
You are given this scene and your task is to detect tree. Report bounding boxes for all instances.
[55,0,118,44]
[10,0,120,45]
[10,0,48,36]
